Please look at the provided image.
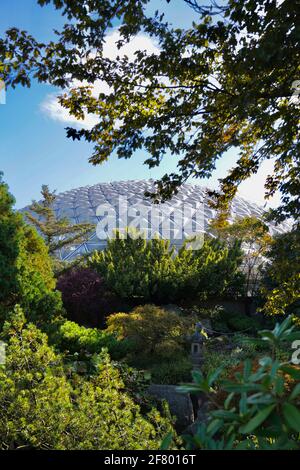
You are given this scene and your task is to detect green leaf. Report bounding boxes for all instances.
[258,356,272,368]
[280,365,300,380]
[275,315,293,337]
[243,359,252,379]
[224,392,234,410]
[283,403,300,433]
[192,369,204,383]
[235,440,252,450]
[208,366,223,386]
[177,383,205,394]
[259,331,276,343]
[207,418,223,436]
[274,375,285,395]
[270,360,280,379]
[247,392,274,405]
[289,382,300,400]
[223,382,263,393]
[239,405,275,434]
[239,393,248,415]
[212,410,241,421]
[160,432,173,450]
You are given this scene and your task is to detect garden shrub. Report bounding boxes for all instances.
[149,356,193,385]
[0,306,75,450]
[224,311,262,333]
[90,234,180,302]
[54,320,134,361]
[106,304,196,363]
[90,231,245,303]
[66,354,176,450]
[0,306,176,450]
[189,238,245,300]
[203,306,264,334]
[202,334,259,379]
[56,267,126,327]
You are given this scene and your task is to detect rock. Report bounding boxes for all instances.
[184,394,210,436]
[148,384,194,429]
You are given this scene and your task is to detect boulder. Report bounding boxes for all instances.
[147,384,194,429]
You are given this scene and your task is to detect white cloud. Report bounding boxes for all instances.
[41,93,99,128]
[40,30,159,128]
[102,30,159,61]
[237,159,280,209]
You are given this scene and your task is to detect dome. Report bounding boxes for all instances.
[22,179,292,261]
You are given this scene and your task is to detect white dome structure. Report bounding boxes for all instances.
[22,179,292,261]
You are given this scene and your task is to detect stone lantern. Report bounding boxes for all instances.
[189,322,209,427]
[190,322,206,371]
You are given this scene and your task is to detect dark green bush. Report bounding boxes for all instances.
[209,307,264,334]
[149,357,193,385]
[90,231,245,303]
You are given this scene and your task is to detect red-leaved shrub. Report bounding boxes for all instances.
[56,267,124,327]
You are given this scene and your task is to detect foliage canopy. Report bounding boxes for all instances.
[0,0,299,221]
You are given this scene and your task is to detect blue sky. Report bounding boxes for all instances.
[0,0,277,209]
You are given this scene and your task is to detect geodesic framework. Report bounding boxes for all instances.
[22,179,292,261]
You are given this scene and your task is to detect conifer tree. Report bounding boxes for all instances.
[25,185,94,258]
[0,175,62,326]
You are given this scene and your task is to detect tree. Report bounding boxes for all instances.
[0,173,23,304]
[90,231,181,302]
[210,215,273,297]
[25,185,93,260]
[262,229,300,317]
[0,175,62,326]
[190,237,245,300]
[0,305,74,450]
[262,274,300,318]
[0,0,299,222]
[263,228,300,289]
